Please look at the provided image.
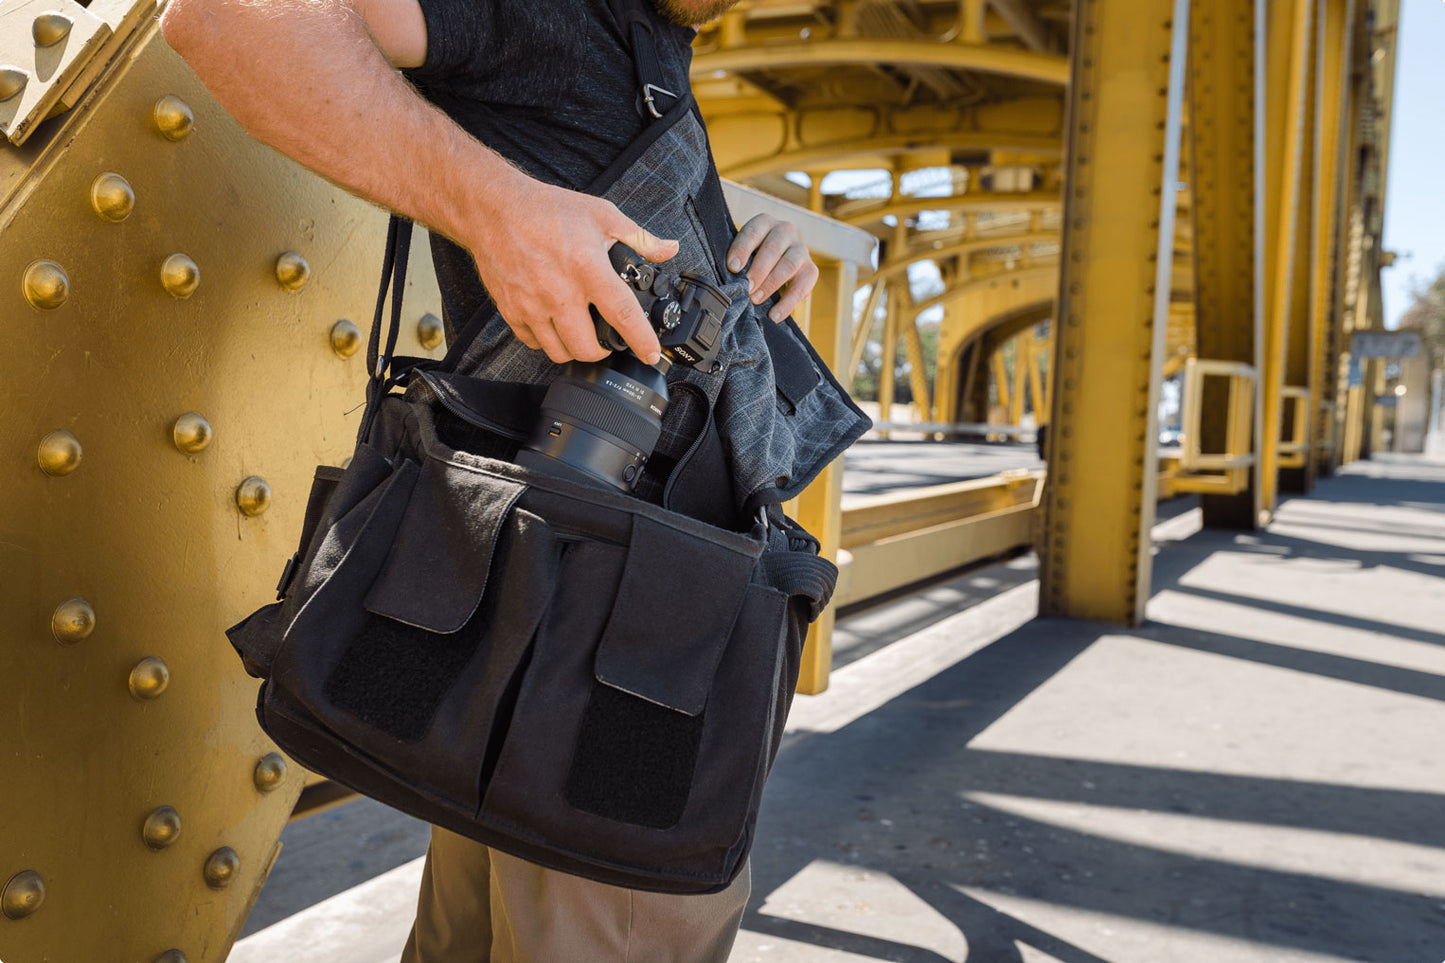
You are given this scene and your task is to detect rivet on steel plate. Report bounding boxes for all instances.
[203,847,240,889]
[275,251,310,292]
[160,253,200,299]
[1,870,45,920]
[37,429,82,475]
[152,95,194,140]
[172,412,213,454]
[0,67,26,102]
[90,172,135,222]
[142,806,182,850]
[253,753,288,793]
[23,259,69,310]
[330,319,362,359]
[51,597,96,644]
[32,13,73,46]
[153,951,188,963]
[417,312,445,350]
[236,476,272,516]
[128,656,170,700]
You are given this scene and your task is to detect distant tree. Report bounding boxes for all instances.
[1399,263,1445,369]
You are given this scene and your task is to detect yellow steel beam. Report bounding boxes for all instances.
[691,37,1070,86]
[864,231,1057,284]
[848,278,885,384]
[834,471,1044,609]
[839,191,1060,228]
[713,126,1064,181]
[1187,0,1263,529]
[1309,0,1355,478]
[878,281,901,434]
[992,349,1011,414]
[901,313,934,422]
[1261,0,1314,514]
[1280,1,1319,492]
[913,262,1059,316]
[1041,0,1189,624]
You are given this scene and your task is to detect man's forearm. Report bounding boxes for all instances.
[161,0,521,251]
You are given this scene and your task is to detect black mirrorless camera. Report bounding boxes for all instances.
[513,244,731,493]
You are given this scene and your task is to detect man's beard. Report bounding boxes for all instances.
[653,0,740,26]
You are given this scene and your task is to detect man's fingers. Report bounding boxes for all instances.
[553,310,611,363]
[747,230,799,303]
[755,245,811,303]
[528,323,572,364]
[727,213,775,273]
[604,205,678,264]
[510,322,542,350]
[768,260,819,322]
[594,271,662,364]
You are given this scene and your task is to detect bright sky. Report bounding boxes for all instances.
[1381,0,1445,327]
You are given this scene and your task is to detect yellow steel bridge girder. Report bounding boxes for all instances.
[1041,0,1189,625]
[691,37,1070,86]
[0,18,446,963]
[1186,0,1265,529]
[703,99,1064,180]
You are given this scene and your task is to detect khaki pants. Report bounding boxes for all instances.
[399,825,751,963]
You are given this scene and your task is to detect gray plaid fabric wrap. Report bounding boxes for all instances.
[450,111,870,511]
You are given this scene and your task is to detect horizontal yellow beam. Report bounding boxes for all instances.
[692,38,1070,86]
[913,263,1059,314]
[839,191,1061,227]
[865,232,1058,284]
[842,470,1043,549]
[718,132,1064,181]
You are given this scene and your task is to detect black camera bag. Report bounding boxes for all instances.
[226,218,837,894]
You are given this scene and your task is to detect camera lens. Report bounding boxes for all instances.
[516,353,669,492]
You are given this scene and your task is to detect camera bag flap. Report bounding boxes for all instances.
[592,514,755,716]
[364,459,526,634]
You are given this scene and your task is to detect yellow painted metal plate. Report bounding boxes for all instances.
[0,26,441,963]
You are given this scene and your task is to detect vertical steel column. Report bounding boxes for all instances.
[1187,0,1263,529]
[902,315,933,422]
[1280,0,1319,495]
[793,255,854,694]
[878,287,900,432]
[1312,0,1357,476]
[1041,0,1190,624]
[1261,0,1314,512]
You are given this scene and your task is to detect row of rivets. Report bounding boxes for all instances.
[23,254,205,307]
[36,415,212,478]
[1,869,44,919]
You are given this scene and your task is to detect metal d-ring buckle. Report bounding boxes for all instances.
[642,83,675,119]
[758,505,770,535]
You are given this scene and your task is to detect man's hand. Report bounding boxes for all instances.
[473,181,676,365]
[161,0,675,365]
[727,214,819,322]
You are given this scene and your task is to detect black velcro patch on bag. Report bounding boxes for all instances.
[563,681,704,829]
[323,614,477,742]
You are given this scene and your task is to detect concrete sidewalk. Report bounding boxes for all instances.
[232,455,1445,963]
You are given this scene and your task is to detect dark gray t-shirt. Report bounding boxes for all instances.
[404,2,697,334]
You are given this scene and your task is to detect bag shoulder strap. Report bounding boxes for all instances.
[358,214,413,442]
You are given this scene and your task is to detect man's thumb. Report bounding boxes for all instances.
[612,216,679,263]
